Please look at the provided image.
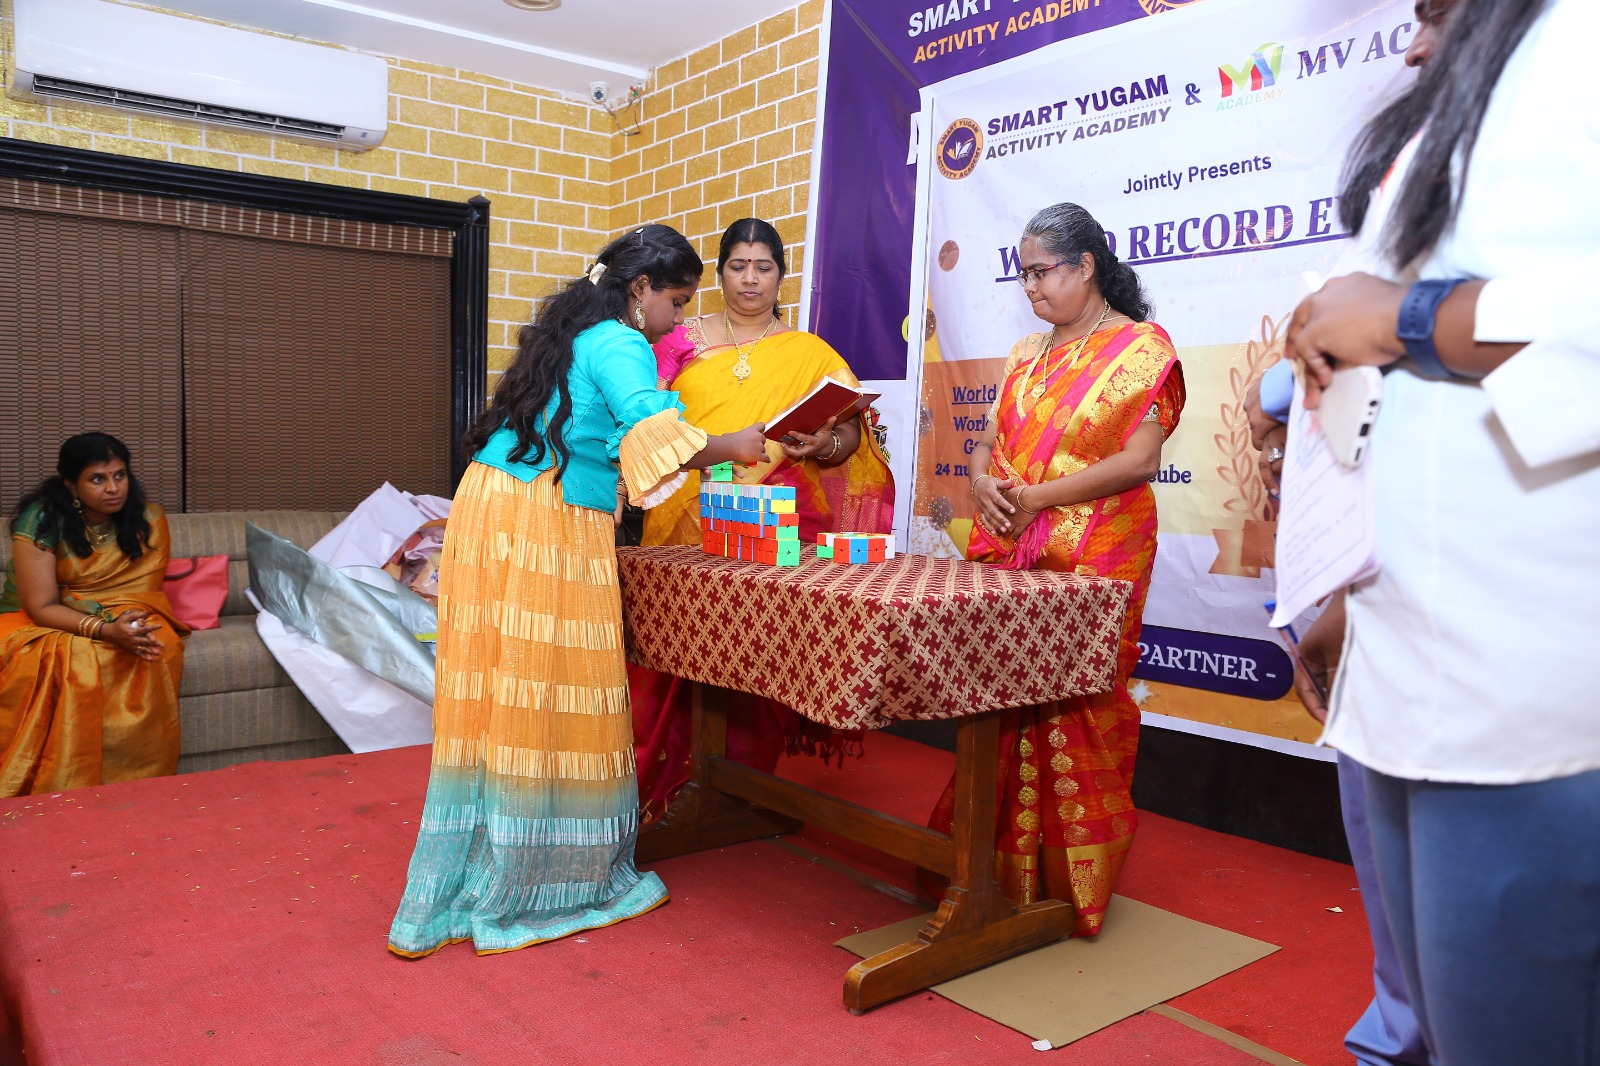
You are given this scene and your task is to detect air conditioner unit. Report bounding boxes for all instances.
[9,0,389,151]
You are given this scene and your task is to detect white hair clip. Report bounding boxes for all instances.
[587,262,607,285]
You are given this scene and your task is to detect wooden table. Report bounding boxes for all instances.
[617,545,1129,1012]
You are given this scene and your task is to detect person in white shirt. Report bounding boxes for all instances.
[1248,6,1454,1064]
[1286,0,1600,1062]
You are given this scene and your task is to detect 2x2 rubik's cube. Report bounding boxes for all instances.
[699,462,801,566]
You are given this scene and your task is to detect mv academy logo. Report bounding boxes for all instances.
[1218,42,1285,97]
[937,118,982,180]
[1215,41,1286,111]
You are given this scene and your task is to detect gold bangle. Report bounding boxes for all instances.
[92,618,107,641]
[969,474,995,499]
[76,615,91,637]
[820,429,841,461]
[1014,485,1041,514]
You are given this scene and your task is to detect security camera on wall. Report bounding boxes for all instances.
[593,80,646,136]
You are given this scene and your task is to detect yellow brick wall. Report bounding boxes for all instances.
[0,0,822,371]
[0,9,615,380]
[610,0,822,325]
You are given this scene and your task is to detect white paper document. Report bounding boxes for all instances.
[1269,373,1379,627]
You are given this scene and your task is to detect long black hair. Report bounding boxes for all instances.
[11,432,152,559]
[463,224,702,476]
[1339,0,1552,267]
[1022,203,1151,321]
[716,218,787,320]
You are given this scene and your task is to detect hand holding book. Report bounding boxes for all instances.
[763,376,880,441]
[777,416,843,463]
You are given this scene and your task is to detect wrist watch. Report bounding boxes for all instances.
[1396,278,1472,380]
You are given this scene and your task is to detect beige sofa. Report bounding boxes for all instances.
[1,510,354,773]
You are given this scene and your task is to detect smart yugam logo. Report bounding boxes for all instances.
[1218,42,1285,97]
[937,118,982,180]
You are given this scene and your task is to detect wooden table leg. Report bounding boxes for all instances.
[842,711,1075,1011]
[635,683,799,864]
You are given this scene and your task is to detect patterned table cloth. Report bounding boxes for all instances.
[616,545,1131,731]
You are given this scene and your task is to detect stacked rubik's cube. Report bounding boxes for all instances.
[816,532,896,563]
[699,462,801,566]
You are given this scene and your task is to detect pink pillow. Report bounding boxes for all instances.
[163,555,229,631]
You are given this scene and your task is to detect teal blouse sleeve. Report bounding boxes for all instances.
[592,326,689,461]
[11,500,61,552]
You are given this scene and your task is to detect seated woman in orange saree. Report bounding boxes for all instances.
[925,204,1184,936]
[1,433,185,797]
[630,218,894,825]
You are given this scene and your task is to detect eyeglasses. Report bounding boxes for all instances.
[1011,260,1070,288]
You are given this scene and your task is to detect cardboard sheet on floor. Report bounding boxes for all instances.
[836,895,1277,1049]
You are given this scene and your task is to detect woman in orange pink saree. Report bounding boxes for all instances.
[630,218,894,825]
[928,203,1184,936]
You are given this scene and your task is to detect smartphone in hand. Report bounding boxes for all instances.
[1317,366,1383,468]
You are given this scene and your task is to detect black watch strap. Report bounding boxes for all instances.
[1397,278,1471,379]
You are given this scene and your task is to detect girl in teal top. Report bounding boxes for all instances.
[389,224,767,958]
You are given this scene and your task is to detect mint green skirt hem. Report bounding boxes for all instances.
[388,870,668,957]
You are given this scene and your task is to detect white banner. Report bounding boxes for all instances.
[904,0,1414,752]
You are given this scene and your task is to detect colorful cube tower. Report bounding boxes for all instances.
[816,531,896,563]
[699,463,801,566]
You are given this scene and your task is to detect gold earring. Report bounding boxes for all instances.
[633,304,646,331]
[72,497,83,514]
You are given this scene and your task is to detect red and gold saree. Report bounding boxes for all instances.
[930,320,1183,935]
[631,317,895,825]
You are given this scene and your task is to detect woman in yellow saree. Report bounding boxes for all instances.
[1,433,185,797]
[926,203,1184,936]
[631,218,895,824]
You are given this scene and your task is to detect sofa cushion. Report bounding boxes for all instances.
[177,736,349,774]
[226,560,254,617]
[169,511,347,617]
[168,510,348,560]
[177,686,342,755]
[179,615,293,697]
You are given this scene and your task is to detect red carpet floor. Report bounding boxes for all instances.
[0,736,1369,1065]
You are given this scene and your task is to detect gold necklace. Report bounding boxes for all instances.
[1021,301,1111,404]
[726,313,777,385]
[86,521,113,549]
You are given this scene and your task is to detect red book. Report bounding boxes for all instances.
[763,376,881,441]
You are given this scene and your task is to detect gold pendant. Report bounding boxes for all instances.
[733,358,751,383]
[1030,381,1046,398]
